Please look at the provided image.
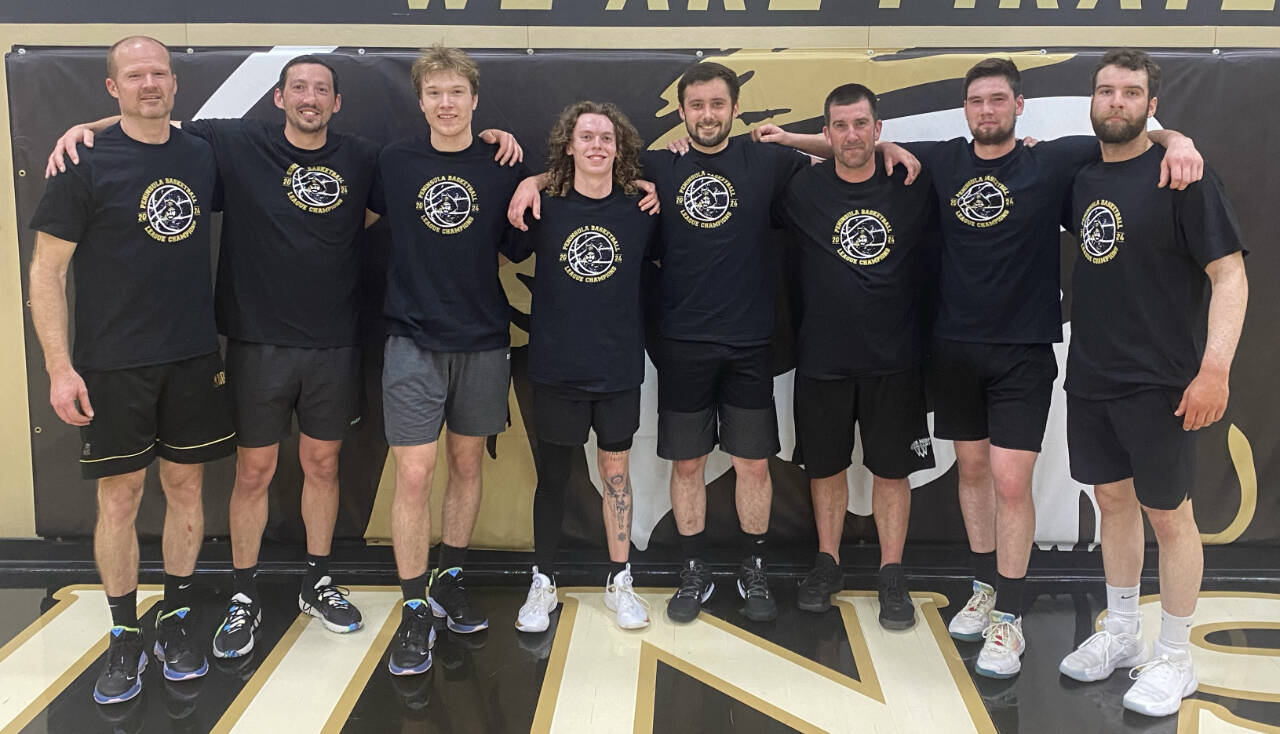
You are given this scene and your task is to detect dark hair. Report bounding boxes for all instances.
[1092,48,1161,98]
[106,36,170,79]
[963,57,1022,98]
[277,55,340,95]
[824,83,878,124]
[677,61,740,106]
[543,101,644,198]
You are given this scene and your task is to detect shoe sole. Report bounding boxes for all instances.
[299,598,362,634]
[666,581,715,624]
[1122,674,1198,717]
[152,641,209,682]
[797,594,834,613]
[427,597,490,634]
[93,654,147,705]
[387,656,433,676]
[515,620,550,633]
[879,614,917,631]
[212,610,262,659]
[950,628,986,642]
[975,663,1020,680]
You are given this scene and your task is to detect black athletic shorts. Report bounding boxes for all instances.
[794,368,935,479]
[532,382,640,449]
[225,340,362,447]
[655,337,779,461]
[79,351,236,480]
[1067,389,1196,511]
[930,338,1057,453]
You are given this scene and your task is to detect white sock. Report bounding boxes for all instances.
[1104,584,1141,634]
[1158,609,1194,653]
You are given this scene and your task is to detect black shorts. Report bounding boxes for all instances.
[79,351,236,480]
[794,368,936,479]
[930,338,1057,453]
[655,337,779,461]
[532,382,640,449]
[1067,390,1196,511]
[226,340,362,447]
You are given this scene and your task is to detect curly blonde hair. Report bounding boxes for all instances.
[542,101,644,198]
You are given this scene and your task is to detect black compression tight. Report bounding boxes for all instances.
[533,440,577,575]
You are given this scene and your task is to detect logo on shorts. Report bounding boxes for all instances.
[82,442,91,457]
[951,176,1012,228]
[417,176,477,234]
[910,437,932,458]
[561,225,621,283]
[284,163,347,214]
[676,172,737,228]
[1080,199,1124,264]
[213,370,226,387]
[833,209,894,266]
[138,178,200,243]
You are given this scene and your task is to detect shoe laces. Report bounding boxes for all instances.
[880,570,906,599]
[981,619,1023,654]
[963,587,994,614]
[674,560,709,600]
[740,558,771,600]
[222,598,256,634]
[314,581,353,609]
[1129,653,1189,682]
[607,575,651,613]
[105,628,141,676]
[522,573,556,610]
[434,571,473,616]
[401,604,433,649]
[1075,629,1133,668]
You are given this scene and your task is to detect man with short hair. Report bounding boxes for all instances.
[371,45,528,676]
[30,35,233,704]
[774,84,937,629]
[1058,48,1246,717]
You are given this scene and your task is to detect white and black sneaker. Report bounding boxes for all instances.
[666,559,714,623]
[299,576,362,633]
[737,556,778,622]
[212,593,261,659]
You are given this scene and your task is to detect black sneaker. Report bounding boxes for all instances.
[797,552,843,613]
[737,556,778,622]
[388,599,436,676]
[666,559,715,623]
[428,567,489,633]
[877,563,917,630]
[299,575,363,633]
[211,593,261,659]
[153,607,209,681]
[94,626,147,704]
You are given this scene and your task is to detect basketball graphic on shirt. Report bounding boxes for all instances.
[417,176,478,234]
[285,163,347,214]
[138,178,200,243]
[1080,199,1123,264]
[833,209,894,266]
[676,172,737,228]
[951,176,1012,228]
[560,225,620,283]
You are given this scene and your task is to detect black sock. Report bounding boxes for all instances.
[107,590,139,628]
[232,566,258,600]
[304,554,329,590]
[400,573,429,604]
[996,574,1026,617]
[163,573,194,614]
[438,543,467,573]
[679,530,706,561]
[533,440,576,576]
[971,550,998,589]
[740,529,767,561]
[610,560,629,580]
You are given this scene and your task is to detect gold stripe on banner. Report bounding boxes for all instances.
[1201,424,1258,545]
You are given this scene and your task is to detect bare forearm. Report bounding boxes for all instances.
[1202,262,1248,374]
[28,267,72,373]
[785,132,832,158]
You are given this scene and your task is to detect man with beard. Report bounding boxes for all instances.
[773,84,937,629]
[759,57,1203,678]
[30,36,231,703]
[1058,49,1246,717]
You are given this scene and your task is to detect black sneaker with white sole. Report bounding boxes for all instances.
[666,559,714,623]
[94,626,147,705]
[797,552,843,613]
[737,556,778,622]
[299,575,363,633]
[153,607,209,681]
[428,567,489,633]
[211,593,261,659]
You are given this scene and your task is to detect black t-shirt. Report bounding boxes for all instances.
[507,188,658,392]
[775,157,938,378]
[30,124,219,372]
[371,136,527,353]
[1065,144,1246,400]
[641,136,809,346]
[905,136,1098,344]
[183,119,380,348]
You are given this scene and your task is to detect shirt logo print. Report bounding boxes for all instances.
[676,172,737,228]
[1080,199,1124,265]
[284,164,346,214]
[138,178,200,243]
[833,209,894,266]
[951,176,1012,228]
[561,225,621,283]
[418,176,477,234]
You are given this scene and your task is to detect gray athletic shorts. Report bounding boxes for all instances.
[382,336,510,446]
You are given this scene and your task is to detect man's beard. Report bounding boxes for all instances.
[971,120,1015,147]
[1091,112,1146,144]
[688,120,731,149]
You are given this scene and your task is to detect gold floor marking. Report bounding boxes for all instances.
[0,585,162,734]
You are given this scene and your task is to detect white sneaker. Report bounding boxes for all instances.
[604,565,650,630]
[975,611,1025,679]
[1123,645,1198,717]
[515,567,558,633]
[1059,624,1148,682]
[948,581,997,641]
